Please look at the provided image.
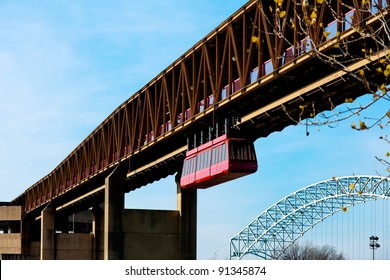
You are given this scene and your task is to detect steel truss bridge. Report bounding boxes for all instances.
[230,175,390,260]
[8,1,390,218]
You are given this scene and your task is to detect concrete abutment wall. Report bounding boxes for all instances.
[124,209,180,259]
[1,171,197,259]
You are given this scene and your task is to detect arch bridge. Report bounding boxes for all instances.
[230,175,390,260]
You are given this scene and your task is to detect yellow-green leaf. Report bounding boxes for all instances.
[279,11,286,18]
[380,83,386,90]
[359,120,368,130]
[275,0,284,7]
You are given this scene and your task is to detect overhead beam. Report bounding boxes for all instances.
[239,50,387,126]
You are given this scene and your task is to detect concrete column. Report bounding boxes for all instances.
[176,180,197,260]
[21,216,30,256]
[40,207,55,260]
[104,172,125,260]
[92,205,104,260]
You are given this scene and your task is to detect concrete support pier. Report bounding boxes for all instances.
[177,185,197,260]
[1,169,198,260]
[104,171,125,260]
[40,207,55,260]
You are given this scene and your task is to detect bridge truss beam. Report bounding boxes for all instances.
[11,1,390,215]
[230,175,390,260]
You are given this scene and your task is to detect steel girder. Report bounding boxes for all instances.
[11,0,390,213]
[16,0,303,213]
[230,175,390,260]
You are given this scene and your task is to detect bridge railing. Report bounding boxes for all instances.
[145,2,388,146]
[18,1,390,212]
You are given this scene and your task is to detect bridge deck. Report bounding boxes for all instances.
[11,1,390,215]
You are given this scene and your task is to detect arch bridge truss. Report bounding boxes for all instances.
[230,175,390,259]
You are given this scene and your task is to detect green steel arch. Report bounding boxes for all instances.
[230,175,390,260]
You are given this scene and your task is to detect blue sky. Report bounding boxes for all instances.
[0,0,389,260]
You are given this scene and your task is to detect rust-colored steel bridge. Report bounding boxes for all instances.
[3,0,389,260]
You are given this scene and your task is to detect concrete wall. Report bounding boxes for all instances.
[56,233,94,260]
[123,209,180,260]
[0,233,22,254]
[24,234,93,260]
[29,241,40,260]
[0,205,183,259]
[2,209,182,260]
[0,206,22,221]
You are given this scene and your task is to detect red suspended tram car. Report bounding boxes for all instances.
[180,134,258,189]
